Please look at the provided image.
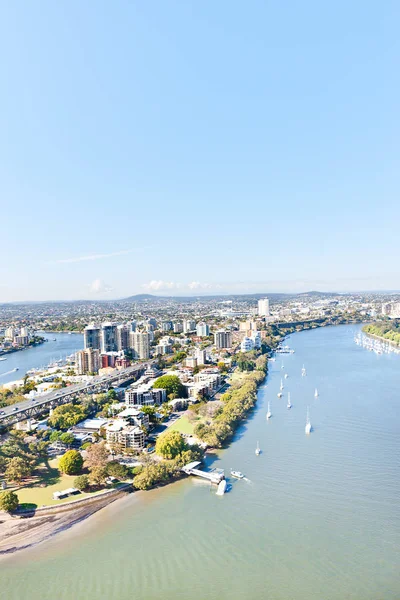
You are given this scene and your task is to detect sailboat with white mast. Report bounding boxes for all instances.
[314,388,319,398]
[255,441,261,455]
[266,402,272,419]
[301,365,306,377]
[280,378,284,391]
[287,392,292,409]
[305,406,312,434]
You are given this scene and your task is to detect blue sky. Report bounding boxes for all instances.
[1,1,399,301]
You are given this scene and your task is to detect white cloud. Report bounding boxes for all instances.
[141,281,221,293]
[89,279,114,294]
[187,281,215,290]
[142,280,180,291]
[47,248,150,265]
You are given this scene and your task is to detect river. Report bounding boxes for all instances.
[0,332,83,384]
[1,324,400,599]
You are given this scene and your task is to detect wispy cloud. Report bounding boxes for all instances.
[47,247,150,265]
[88,279,114,294]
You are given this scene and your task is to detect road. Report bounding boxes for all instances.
[0,362,153,424]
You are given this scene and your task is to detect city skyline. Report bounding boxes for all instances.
[1,1,399,302]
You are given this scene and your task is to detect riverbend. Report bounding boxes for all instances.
[1,324,399,600]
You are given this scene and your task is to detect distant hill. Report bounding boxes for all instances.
[119,291,340,303]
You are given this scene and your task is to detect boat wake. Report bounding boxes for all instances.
[0,370,18,378]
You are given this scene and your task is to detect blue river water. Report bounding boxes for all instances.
[0,332,84,384]
[1,324,399,599]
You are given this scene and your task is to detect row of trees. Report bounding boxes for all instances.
[58,442,129,490]
[363,321,400,346]
[0,431,50,483]
[133,430,203,490]
[194,355,268,448]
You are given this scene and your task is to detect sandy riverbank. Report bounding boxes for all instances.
[0,486,130,557]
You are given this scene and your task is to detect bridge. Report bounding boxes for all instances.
[0,362,152,428]
[182,461,225,485]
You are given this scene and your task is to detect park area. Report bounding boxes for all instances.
[9,458,105,508]
[166,414,195,436]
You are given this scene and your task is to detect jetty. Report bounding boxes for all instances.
[181,461,225,485]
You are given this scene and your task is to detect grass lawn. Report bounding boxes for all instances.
[10,458,105,507]
[167,414,195,435]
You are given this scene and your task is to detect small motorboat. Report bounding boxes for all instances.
[230,470,244,479]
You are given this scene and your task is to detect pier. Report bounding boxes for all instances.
[182,462,225,484]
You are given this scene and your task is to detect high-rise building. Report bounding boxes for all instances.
[130,332,151,359]
[20,327,29,337]
[4,327,15,341]
[116,325,129,351]
[76,349,100,374]
[84,325,101,350]
[250,331,262,349]
[196,322,210,337]
[258,298,270,317]
[100,323,117,353]
[160,321,173,332]
[214,330,232,349]
[183,320,196,333]
[240,337,254,352]
[173,322,183,333]
[195,348,207,365]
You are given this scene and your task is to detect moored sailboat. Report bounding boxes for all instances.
[266,402,272,419]
[305,406,312,434]
[287,392,292,409]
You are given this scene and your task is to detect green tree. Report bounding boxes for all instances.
[107,461,129,480]
[73,474,90,491]
[48,403,87,430]
[49,431,61,443]
[0,455,7,474]
[155,430,187,459]
[59,432,75,447]
[89,465,108,487]
[153,375,186,399]
[5,457,31,482]
[0,490,19,513]
[59,450,83,475]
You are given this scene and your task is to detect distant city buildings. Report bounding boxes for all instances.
[76,348,100,374]
[382,302,400,318]
[214,330,232,349]
[116,324,129,351]
[84,325,101,350]
[258,298,270,317]
[196,322,210,337]
[130,331,151,359]
[183,320,196,333]
[101,323,117,353]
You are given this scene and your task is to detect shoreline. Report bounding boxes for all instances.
[0,321,359,559]
[0,485,131,558]
[0,339,46,359]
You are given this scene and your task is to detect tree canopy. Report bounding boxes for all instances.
[0,490,19,513]
[59,450,83,475]
[48,403,88,430]
[152,375,186,399]
[155,430,187,459]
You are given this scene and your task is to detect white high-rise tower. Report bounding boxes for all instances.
[258,298,270,316]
